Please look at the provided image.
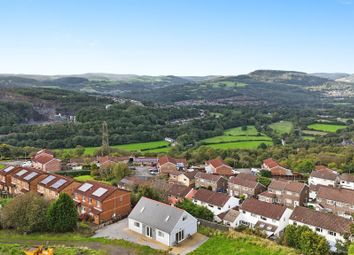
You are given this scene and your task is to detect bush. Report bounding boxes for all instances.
[175,199,213,221]
[56,170,91,177]
[0,193,50,233]
[47,193,78,232]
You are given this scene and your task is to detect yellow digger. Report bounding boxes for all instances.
[24,245,54,255]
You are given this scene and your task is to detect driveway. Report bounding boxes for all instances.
[93,218,208,255]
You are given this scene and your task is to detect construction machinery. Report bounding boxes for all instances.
[24,245,54,255]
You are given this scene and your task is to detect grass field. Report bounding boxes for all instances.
[302,130,327,136]
[74,175,95,182]
[191,232,298,255]
[59,140,170,156]
[269,121,293,135]
[0,244,104,255]
[209,81,247,88]
[201,125,272,150]
[206,141,273,149]
[307,123,346,133]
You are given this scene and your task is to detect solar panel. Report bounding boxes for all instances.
[24,172,39,181]
[40,175,56,185]
[16,169,28,176]
[2,166,14,173]
[51,179,67,189]
[92,187,108,197]
[78,183,93,192]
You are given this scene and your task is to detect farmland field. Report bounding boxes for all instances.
[307,123,346,133]
[201,125,272,150]
[206,141,272,149]
[269,121,293,135]
[302,130,327,136]
[190,233,298,255]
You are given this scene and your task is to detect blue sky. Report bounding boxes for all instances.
[0,0,353,75]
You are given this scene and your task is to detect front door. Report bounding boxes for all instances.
[146,226,153,238]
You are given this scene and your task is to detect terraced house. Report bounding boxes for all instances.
[195,172,228,192]
[73,181,131,224]
[37,174,81,200]
[259,179,308,208]
[205,158,233,176]
[228,173,266,198]
[32,149,61,172]
[308,166,338,187]
[157,156,187,174]
[0,165,18,193]
[316,185,354,219]
[11,167,46,195]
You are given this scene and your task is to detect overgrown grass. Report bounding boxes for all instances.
[0,244,105,255]
[307,123,346,133]
[193,228,299,255]
[302,130,327,136]
[224,126,260,136]
[202,135,271,144]
[206,141,273,149]
[0,230,162,255]
[269,121,293,135]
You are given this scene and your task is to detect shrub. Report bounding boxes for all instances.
[47,193,78,232]
[0,193,50,233]
[175,199,213,221]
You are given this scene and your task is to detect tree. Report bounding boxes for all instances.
[0,193,50,233]
[47,193,78,232]
[112,162,131,182]
[74,145,85,157]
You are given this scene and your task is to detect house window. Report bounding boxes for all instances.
[315,227,322,232]
[158,231,164,237]
[97,201,102,208]
[82,196,86,202]
[89,198,92,204]
[328,231,336,236]
[134,222,140,227]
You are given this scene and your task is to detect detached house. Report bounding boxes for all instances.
[262,158,279,170]
[316,186,354,219]
[157,156,187,174]
[11,167,46,195]
[32,150,61,172]
[237,198,293,237]
[228,173,266,198]
[195,172,228,192]
[0,165,18,193]
[308,166,338,187]
[290,206,352,250]
[261,158,293,178]
[338,173,354,190]
[205,158,233,176]
[37,174,81,200]
[128,197,197,246]
[192,188,239,215]
[259,179,309,208]
[73,181,131,224]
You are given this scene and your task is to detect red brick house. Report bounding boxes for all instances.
[205,158,233,176]
[37,174,81,200]
[73,181,131,224]
[32,150,61,172]
[157,156,188,174]
[228,173,266,198]
[195,172,228,192]
[0,165,20,193]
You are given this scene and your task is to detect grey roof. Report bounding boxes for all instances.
[129,197,191,234]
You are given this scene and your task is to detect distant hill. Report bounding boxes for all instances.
[311,72,350,80]
[336,74,354,83]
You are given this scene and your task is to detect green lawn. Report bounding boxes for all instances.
[303,136,316,141]
[224,126,260,136]
[0,163,5,169]
[190,233,298,255]
[74,175,94,182]
[307,123,346,133]
[206,141,272,149]
[59,140,170,156]
[269,121,293,135]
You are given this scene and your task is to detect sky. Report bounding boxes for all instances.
[0,0,353,76]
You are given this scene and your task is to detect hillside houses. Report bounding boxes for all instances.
[37,174,81,200]
[261,158,293,178]
[11,167,46,195]
[309,166,338,187]
[157,156,188,174]
[169,171,197,187]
